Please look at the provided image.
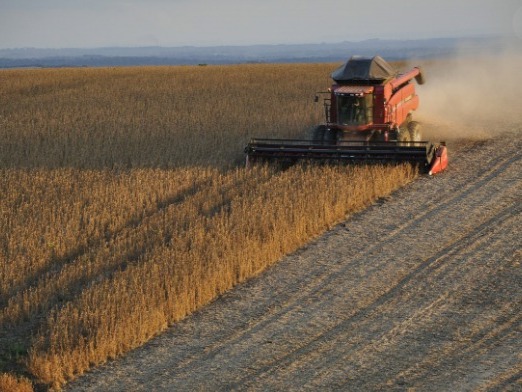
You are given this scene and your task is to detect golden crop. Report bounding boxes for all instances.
[0,64,416,390]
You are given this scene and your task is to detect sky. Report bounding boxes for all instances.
[1,0,521,49]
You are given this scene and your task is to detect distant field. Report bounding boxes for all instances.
[0,64,332,169]
[0,64,416,390]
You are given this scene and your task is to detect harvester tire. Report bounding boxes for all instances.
[408,121,422,142]
[324,128,338,145]
[308,125,326,142]
[398,128,411,142]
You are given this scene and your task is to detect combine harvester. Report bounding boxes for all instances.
[245,56,448,175]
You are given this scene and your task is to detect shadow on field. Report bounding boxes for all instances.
[0,175,217,372]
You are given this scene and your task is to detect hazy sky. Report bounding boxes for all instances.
[1,0,521,49]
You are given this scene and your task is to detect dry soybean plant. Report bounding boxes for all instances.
[0,64,417,390]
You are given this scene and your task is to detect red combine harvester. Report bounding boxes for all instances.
[245,56,448,175]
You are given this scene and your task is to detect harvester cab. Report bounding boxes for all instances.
[246,55,448,175]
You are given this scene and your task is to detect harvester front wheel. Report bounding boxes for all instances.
[408,121,422,142]
[324,129,338,145]
[398,128,411,142]
[308,125,326,142]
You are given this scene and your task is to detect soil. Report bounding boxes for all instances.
[67,129,521,391]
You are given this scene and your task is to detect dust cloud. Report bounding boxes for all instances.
[412,45,522,142]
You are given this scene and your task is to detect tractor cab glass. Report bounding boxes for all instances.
[337,93,373,126]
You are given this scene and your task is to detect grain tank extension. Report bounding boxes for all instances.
[245,56,448,175]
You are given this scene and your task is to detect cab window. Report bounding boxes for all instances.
[337,94,373,125]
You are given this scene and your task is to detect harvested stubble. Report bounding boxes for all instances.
[0,64,417,390]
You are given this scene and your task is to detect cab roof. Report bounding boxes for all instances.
[331,55,397,84]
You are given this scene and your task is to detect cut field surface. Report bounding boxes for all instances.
[67,130,521,391]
